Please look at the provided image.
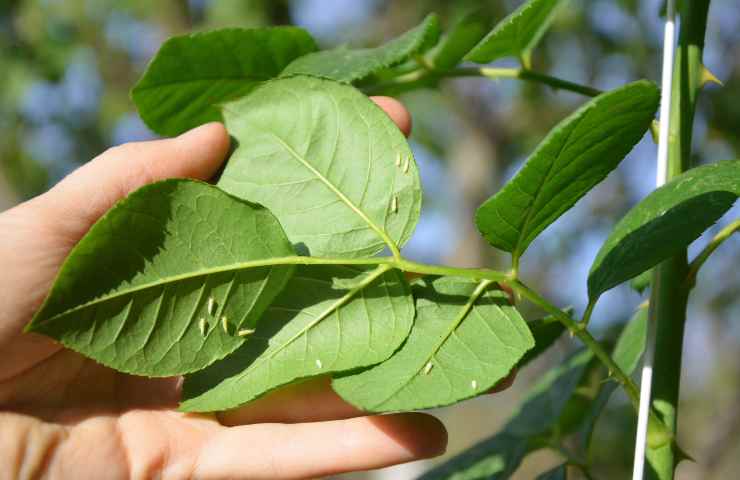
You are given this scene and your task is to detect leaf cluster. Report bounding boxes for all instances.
[26,0,739,478]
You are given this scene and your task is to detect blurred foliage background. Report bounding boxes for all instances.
[1,0,738,478]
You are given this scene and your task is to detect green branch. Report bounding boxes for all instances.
[646,1,712,478]
[685,218,740,288]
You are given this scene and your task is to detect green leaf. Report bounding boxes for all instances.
[180,264,414,412]
[612,305,649,374]
[535,464,568,480]
[519,312,567,368]
[281,14,440,83]
[466,0,568,66]
[332,276,533,412]
[218,76,421,258]
[26,180,295,376]
[420,349,594,480]
[475,81,659,264]
[588,160,740,300]
[429,10,493,70]
[132,27,317,136]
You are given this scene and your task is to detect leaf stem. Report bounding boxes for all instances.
[509,279,641,407]
[364,66,602,98]
[685,218,740,288]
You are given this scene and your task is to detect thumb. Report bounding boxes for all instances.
[33,122,230,242]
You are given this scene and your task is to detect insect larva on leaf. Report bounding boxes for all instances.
[315,359,323,369]
[423,361,433,375]
[207,297,216,315]
[237,328,255,337]
[471,380,478,390]
[403,156,410,173]
[395,152,402,167]
[198,318,207,336]
[221,315,229,334]
[390,195,398,213]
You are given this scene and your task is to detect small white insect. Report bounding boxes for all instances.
[471,380,478,390]
[221,315,229,334]
[395,152,402,167]
[315,359,323,369]
[198,318,207,336]
[390,195,398,214]
[423,361,433,375]
[207,297,216,315]
[237,328,255,337]
[403,156,410,173]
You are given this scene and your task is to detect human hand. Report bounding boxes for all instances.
[0,98,450,479]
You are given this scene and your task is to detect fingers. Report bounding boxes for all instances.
[218,377,362,425]
[371,96,412,137]
[194,413,447,479]
[32,122,230,243]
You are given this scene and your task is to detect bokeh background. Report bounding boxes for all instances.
[1,0,738,478]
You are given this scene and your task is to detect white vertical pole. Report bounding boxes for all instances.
[632,1,677,478]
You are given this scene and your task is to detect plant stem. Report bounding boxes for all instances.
[646,1,711,479]
[511,279,641,407]
[365,66,601,98]
[685,218,740,288]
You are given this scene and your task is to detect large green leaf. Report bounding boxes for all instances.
[332,276,533,412]
[475,81,659,264]
[420,349,595,480]
[132,27,317,136]
[218,76,422,258]
[588,160,740,300]
[281,14,440,83]
[466,0,568,65]
[26,180,295,376]
[429,10,493,70]
[180,264,414,412]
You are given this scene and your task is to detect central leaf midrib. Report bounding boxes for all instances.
[34,256,386,326]
[266,132,398,254]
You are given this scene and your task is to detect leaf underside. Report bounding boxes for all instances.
[27,180,295,376]
[466,0,568,64]
[588,159,740,299]
[180,264,414,412]
[132,27,317,136]
[281,14,440,83]
[218,75,422,258]
[332,276,534,413]
[475,80,660,261]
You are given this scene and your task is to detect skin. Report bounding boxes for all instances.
[0,97,509,479]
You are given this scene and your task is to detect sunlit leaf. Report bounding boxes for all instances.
[218,76,421,258]
[429,10,492,70]
[588,160,740,300]
[475,81,659,265]
[281,14,440,83]
[466,0,568,65]
[26,180,295,376]
[132,27,317,136]
[180,264,413,412]
[333,276,533,412]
